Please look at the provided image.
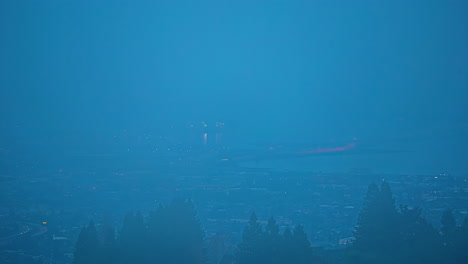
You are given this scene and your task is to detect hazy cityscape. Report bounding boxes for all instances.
[1,123,468,263]
[1,1,468,264]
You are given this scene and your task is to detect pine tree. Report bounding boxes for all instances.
[119,212,147,264]
[291,225,311,264]
[147,204,168,263]
[236,212,264,264]
[279,226,294,264]
[351,181,399,264]
[147,199,205,264]
[74,220,99,264]
[378,181,400,252]
[206,232,234,264]
[398,206,441,264]
[453,216,468,263]
[441,209,456,239]
[353,183,381,250]
[100,213,116,264]
[264,217,281,264]
[168,199,205,264]
[265,217,279,238]
[74,226,88,264]
[440,209,457,264]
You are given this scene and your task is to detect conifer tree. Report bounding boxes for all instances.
[351,181,399,264]
[168,199,205,264]
[279,226,294,264]
[440,209,457,263]
[378,181,400,251]
[353,182,381,250]
[264,217,281,264]
[100,213,116,264]
[441,209,456,239]
[236,212,264,264]
[147,199,205,264]
[206,232,233,264]
[265,217,279,239]
[74,226,88,264]
[74,220,99,264]
[350,182,453,264]
[147,204,168,262]
[453,216,468,263]
[398,206,441,264]
[291,225,311,264]
[119,212,147,264]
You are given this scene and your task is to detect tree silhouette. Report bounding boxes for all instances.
[100,213,116,264]
[71,194,466,264]
[236,215,314,264]
[236,212,264,264]
[398,206,441,264]
[264,217,281,264]
[441,209,456,240]
[147,204,168,263]
[167,199,205,264]
[279,226,294,264]
[351,181,399,264]
[349,182,452,264]
[118,212,147,264]
[440,209,457,264]
[453,216,468,263]
[353,183,381,249]
[290,224,311,264]
[147,199,205,264]
[74,220,99,264]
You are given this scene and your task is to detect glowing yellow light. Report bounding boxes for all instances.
[42,222,47,225]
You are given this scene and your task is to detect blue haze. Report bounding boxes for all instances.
[1,0,467,174]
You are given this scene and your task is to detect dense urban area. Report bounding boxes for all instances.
[1,1,467,263]
[1,129,467,263]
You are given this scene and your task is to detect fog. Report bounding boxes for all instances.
[1,1,467,264]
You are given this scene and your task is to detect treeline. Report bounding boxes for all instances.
[234,213,314,264]
[74,199,204,264]
[74,182,468,264]
[348,181,467,264]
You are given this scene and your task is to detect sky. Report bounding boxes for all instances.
[1,0,467,145]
